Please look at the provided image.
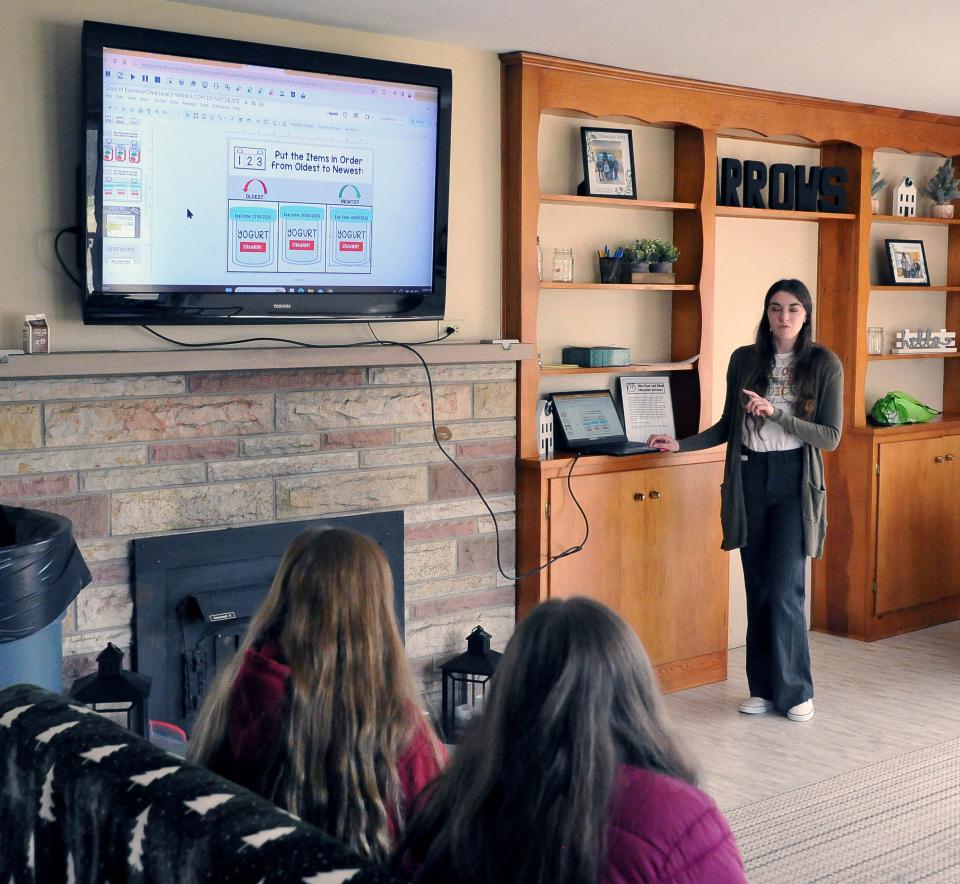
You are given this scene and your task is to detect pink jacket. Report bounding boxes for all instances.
[604,766,746,883]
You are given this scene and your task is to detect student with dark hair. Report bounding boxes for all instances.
[649,279,843,722]
[397,597,745,884]
[189,527,445,863]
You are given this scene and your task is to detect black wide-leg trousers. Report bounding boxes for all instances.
[739,447,813,712]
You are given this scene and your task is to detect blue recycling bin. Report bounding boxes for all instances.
[0,506,91,691]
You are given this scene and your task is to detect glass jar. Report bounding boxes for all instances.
[537,236,543,282]
[552,248,574,283]
[867,326,885,355]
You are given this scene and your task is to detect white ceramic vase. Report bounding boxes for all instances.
[931,203,955,219]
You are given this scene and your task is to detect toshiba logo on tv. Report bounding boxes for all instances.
[272,303,292,309]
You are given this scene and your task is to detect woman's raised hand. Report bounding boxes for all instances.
[742,389,775,417]
[647,434,679,452]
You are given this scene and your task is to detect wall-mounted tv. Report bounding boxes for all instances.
[81,21,451,324]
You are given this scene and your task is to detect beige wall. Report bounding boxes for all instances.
[2,0,502,351]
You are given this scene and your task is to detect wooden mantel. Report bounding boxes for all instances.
[0,342,534,380]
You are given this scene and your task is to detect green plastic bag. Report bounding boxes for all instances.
[869,390,941,426]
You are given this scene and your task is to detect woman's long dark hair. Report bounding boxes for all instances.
[396,598,697,884]
[745,278,821,424]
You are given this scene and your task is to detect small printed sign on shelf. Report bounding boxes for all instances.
[892,328,957,354]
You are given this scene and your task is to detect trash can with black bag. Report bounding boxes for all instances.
[0,506,92,691]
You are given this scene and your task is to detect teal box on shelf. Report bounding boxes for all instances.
[561,346,631,368]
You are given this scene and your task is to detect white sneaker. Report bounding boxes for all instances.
[787,700,815,722]
[738,697,774,714]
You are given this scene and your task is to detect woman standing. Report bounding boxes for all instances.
[189,527,445,863]
[648,279,843,722]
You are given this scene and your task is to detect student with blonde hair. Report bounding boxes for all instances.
[397,597,745,884]
[189,527,444,863]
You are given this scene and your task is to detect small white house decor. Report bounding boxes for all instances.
[892,328,957,354]
[893,176,918,217]
[536,399,554,459]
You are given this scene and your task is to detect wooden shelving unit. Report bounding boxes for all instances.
[501,51,960,667]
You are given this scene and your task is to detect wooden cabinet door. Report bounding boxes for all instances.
[546,471,627,616]
[546,462,725,667]
[876,437,960,613]
[618,463,726,665]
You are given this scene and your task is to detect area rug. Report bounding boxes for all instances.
[726,736,960,882]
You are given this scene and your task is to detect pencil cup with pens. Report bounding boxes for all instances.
[598,245,625,283]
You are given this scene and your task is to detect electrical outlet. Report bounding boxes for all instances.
[440,318,464,339]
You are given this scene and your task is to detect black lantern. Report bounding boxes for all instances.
[440,625,501,742]
[69,643,152,738]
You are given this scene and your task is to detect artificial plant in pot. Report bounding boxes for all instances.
[627,238,658,273]
[922,159,960,218]
[650,239,680,273]
[870,166,887,215]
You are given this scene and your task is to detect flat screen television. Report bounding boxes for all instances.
[80,21,451,324]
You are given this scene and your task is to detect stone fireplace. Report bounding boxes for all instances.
[0,345,525,715]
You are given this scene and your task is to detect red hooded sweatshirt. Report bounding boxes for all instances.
[212,638,446,841]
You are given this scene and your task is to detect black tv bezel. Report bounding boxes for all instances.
[80,21,451,325]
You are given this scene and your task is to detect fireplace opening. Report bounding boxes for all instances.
[133,511,404,734]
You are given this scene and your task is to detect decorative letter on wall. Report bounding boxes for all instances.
[768,163,796,210]
[743,161,768,209]
[794,166,822,212]
[719,158,743,207]
[818,167,848,212]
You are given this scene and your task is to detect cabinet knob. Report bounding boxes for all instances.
[649,490,662,499]
[947,454,956,462]
[634,492,645,501]
[935,456,945,463]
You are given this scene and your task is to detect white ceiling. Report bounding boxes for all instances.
[180,0,960,116]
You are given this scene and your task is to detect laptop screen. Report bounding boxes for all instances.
[551,391,626,443]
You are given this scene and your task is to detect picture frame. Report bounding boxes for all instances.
[885,239,930,286]
[579,127,637,199]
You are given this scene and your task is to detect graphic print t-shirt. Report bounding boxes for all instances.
[741,352,802,452]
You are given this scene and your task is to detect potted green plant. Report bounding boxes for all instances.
[870,166,887,215]
[922,159,960,218]
[626,238,658,274]
[650,239,680,273]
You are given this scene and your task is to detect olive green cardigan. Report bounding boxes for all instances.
[679,344,844,559]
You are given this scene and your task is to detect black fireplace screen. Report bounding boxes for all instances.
[133,512,404,734]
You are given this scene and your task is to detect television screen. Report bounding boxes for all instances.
[81,22,451,323]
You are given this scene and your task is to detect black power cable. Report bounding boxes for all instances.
[141,325,589,582]
[54,226,82,286]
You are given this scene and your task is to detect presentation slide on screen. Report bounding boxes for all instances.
[556,395,623,441]
[99,49,438,291]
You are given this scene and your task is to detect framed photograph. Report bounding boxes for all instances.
[579,127,637,199]
[885,239,930,286]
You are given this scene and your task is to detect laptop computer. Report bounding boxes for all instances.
[549,389,659,456]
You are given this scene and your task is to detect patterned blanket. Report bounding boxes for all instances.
[0,684,404,884]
